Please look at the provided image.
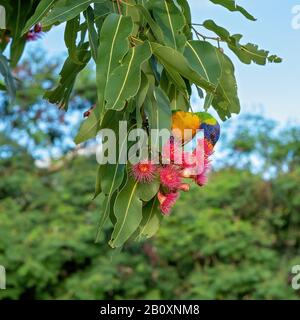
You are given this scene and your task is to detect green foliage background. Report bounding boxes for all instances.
[0,143,299,299]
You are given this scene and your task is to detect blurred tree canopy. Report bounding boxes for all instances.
[0,48,96,160]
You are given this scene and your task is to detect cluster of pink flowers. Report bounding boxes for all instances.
[131,137,214,216]
[26,24,43,41]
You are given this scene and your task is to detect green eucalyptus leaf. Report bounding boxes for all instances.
[74,105,102,144]
[138,179,160,202]
[94,1,113,30]
[22,0,56,35]
[203,20,282,65]
[105,41,152,111]
[169,85,189,111]
[164,66,187,93]
[137,71,150,109]
[231,40,283,65]
[184,40,222,86]
[95,163,126,243]
[184,40,221,111]
[9,0,29,38]
[151,0,187,51]
[144,87,171,152]
[10,39,26,68]
[8,0,30,67]
[100,164,126,196]
[123,0,141,36]
[208,0,256,21]
[64,16,82,65]
[153,86,172,131]
[135,4,164,44]
[109,176,143,248]
[183,40,240,119]
[145,87,172,132]
[151,42,216,94]
[93,165,102,200]
[177,0,192,39]
[40,0,107,27]
[74,13,133,143]
[109,191,118,226]
[97,13,133,112]
[136,197,162,240]
[136,71,149,128]
[0,52,16,99]
[94,117,134,242]
[44,44,91,109]
[85,6,98,62]
[211,51,241,120]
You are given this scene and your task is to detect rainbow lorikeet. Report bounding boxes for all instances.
[171,111,220,147]
[195,112,220,146]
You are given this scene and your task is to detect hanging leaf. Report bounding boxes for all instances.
[94,114,133,242]
[135,4,164,44]
[93,165,102,200]
[150,0,187,51]
[154,87,172,130]
[169,85,189,111]
[138,179,160,202]
[136,72,149,128]
[105,41,152,111]
[144,87,172,152]
[123,0,141,36]
[10,39,26,68]
[40,0,107,27]
[184,40,222,86]
[75,13,133,143]
[208,0,256,21]
[8,0,32,67]
[182,40,240,119]
[109,176,143,248]
[184,40,221,111]
[95,163,126,243]
[210,51,241,120]
[85,6,98,62]
[136,71,150,109]
[177,0,192,39]
[203,20,282,65]
[94,1,113,31]
[145,87,171,131]
[136,197,162,240]
[0,52,16,99]
[22,0,56,35]
[44,44,91,109]
[151,42,216,94]
[96,13,133,113]
[64,16,82,65]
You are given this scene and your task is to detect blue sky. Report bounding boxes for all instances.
[35,0,300,124]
